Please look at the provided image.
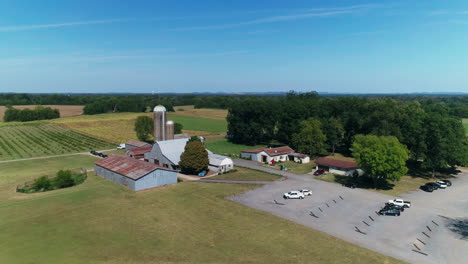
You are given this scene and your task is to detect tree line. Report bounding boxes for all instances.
[3,106,60,122]
[227,92,468,177]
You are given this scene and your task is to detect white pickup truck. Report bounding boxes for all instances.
[388,199,411,208]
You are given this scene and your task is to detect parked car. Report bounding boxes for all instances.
[434,181,447,189]
[420,184,435,192]
[313,169,326,176]
[101,154,108,158]
[379,208,401,216]
[388,199,411,208]
[441,180,452,187]
[299,189,312,196]
[117,143,125,150]
[425,182,439,190]
[283,191,305,199]
[97,152,104,157]
[90,150,97,155]
[383,203,404,212]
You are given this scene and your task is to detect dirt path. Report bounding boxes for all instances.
[0,149,116,163]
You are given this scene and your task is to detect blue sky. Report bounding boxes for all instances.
[1,0,468,94]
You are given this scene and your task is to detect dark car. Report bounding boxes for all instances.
[343,182,357,189]
[379,208,401,216]
[420,184,435,192]
[90,150,97,155]
[101,154,108,158]
[425,182,439,190]
[313,169,326,176]
[441,180,452,187]
[383,203,404,212]
[97,153,105,157]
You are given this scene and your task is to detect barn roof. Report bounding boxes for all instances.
[127,146,153,155]
[242,146,294,156]
[208,153,232,166]
[156,138,189,165]
[95,155,171,180]
[315,157,358,169]
[126,140,152,148]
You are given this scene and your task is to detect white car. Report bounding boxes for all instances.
[388,199,411,208]
[299,189,312,196]
[117,143,125,150]
[435,181,447,189]
[283,191,305,199]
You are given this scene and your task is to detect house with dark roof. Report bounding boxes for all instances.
[125,140,152,150]
[126,146,152,160]
[94,155,177,191]
[315,157,359,176]
[241,146,295,164]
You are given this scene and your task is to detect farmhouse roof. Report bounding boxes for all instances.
[315,157,358,169]
[95,155,171,180]
[126,140,152,148]
[242,146,295,156]
[156,138,189,165]
[127,146,153,155]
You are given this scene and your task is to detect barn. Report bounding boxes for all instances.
[125,140,152,150]
[208,153,234,173]
[94,155,177,191]
[126,146,152,160]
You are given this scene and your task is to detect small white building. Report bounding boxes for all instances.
[241,146,295,164]
[288,153,310,164]
[208,153,234,173]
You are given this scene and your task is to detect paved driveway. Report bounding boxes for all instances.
[232,159,468,264]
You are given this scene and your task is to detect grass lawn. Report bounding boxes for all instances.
[463,118,468,133]
[315,173,436,196]
[0,157,403,264]
[208,167,282,181]
[0,123,114,161]
[205,138,266,157]
[265,161,316,174]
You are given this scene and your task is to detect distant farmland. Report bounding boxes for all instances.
[0,123,113,161]
[0,105,84,121]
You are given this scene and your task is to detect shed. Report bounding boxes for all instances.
[315,157,358,176]
[94,155,177,191]
[126,146,152,160]
[288,153,310,164]
[208,153,234,173]
[125,140,152,150]
[241,146,294,164]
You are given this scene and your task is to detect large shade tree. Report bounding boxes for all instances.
[179,140,209,175]
[134,116,154,142]
[322,117,344,155]
[352,135,409,188]
[291,118,326,156]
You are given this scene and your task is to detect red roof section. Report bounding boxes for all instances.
[95,155,170,180]
[242,146,294,156]
[315,157,358,169]
[126,140,152,148]
[127,146,153,155]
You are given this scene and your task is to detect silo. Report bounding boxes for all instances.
[153,105,167,141]
[165,120,175,140]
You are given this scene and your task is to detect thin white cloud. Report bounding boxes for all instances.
[0,19,125,32]
[170,4,385,31]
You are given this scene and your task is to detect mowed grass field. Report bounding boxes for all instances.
[0,123,113,161]
[0,105,84,121]
[205,138,266,157]
[0,156,403,264]
[52,109,228,144]
[208,167,281,181]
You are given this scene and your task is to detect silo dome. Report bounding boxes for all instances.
[153,105,166,112]
[166,120,174,125]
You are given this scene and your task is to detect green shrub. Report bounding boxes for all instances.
[32,176,51,192]
[54,170,75,188]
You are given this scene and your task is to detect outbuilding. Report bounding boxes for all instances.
[315,157,358,176]
[208,153,234,173]
[145,138,189,170]
[241,146,295,164]
[125,140,152,150]
[288,153,310,164]
[94,155,177,191]
[126,146,152,160]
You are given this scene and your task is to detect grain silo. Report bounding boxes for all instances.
[153,105,167,141]
[165,120,175,140]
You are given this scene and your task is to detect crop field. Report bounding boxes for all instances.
[0,123,114,161]
[0,105,84,121]
[0,157,402,264]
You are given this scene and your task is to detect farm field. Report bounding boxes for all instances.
[0,158,402,264]
[0,105,84,121]
[205,138,266,157]
[208,167,281,181]
[0,123,114,161]
[463,118,468,133]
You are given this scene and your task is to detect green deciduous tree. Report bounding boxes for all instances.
[352,135,409,188]
[54,170,75,188]
[322,117,344,155]
[291,118,326,156]
[174,122,183,134]
[179,140,209,175]
[134,116,154,142]
[32,176,51,191]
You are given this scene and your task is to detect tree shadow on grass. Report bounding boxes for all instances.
[406,160,459,180]
[333,175,395,191]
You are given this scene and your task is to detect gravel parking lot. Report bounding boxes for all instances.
[231,160,468,264]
